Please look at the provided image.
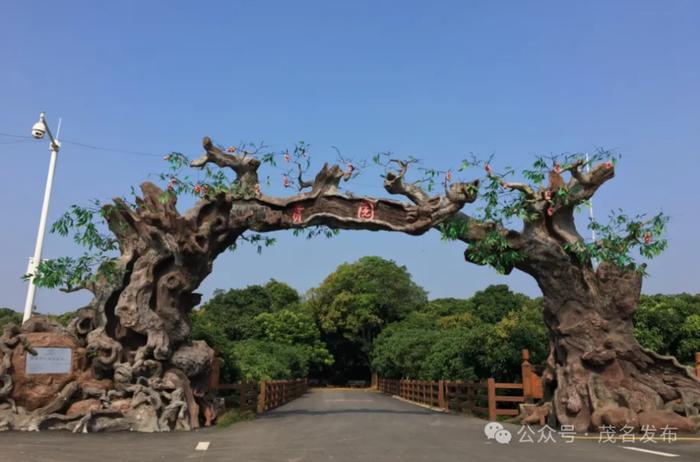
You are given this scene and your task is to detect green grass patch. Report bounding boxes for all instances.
[216,409,255,428]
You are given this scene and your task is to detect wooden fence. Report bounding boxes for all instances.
[257,379,308,413]
[206,351,700,419]
[215,380,259,413]
[378,349,544,421]
[208,358,308,414]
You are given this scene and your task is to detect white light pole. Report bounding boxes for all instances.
[23,112,61,323]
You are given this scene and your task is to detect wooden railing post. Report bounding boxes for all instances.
[257,380,267,413]
[239,380,247,412]
[438,380,446,410]
[208,357,221,392]
[487,378,497,421]
[696,352,700,379]
[464,382,472,413]
[521,349,533,401]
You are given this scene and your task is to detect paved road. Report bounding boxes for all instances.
[1,389,699,461]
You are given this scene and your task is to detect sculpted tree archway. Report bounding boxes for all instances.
[2,136,698,433]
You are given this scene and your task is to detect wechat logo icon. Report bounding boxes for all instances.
[484,422,512,444]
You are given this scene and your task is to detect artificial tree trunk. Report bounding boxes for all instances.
[386,155,700,431]
[466,155,700,432]
[525,236,700,431]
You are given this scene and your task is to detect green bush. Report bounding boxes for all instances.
[0,308,21,330]
[216,409,254,428]
[634,293,700,365]
[371,287,548,382]
[371,326,440,379]
[307,256,428,383]
[190,280,331,382]
[231,339,310,381]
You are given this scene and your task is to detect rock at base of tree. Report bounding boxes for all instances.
[637,410,696,432]
[519,402,552,425]
[170,341,214,380]
[0,316,218,433]
[10,332,85,411]
[591,405,639,429]
[66,399,102,417]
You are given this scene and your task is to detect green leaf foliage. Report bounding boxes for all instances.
[252,309,333,368]
[190,280,331,382]
[0,307,22,330]
[231,339,311,381]
[634,293,700,365]
[371,286,549,382]
[306,256,428,383]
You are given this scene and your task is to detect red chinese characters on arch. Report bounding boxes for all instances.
[290,204,304,224]
[356,201,375,221]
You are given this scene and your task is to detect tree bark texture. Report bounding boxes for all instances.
[522,236,700,431]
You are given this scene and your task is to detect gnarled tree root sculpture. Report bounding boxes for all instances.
[0,315,215,432]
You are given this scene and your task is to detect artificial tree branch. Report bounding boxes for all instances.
[190,137,261,188]
[567,161,615,203]
[380,158,521,250]
[295,159,314,190]
[382,159,434,206]
[566,158,587,184]
[309,163,351,195]
[239,183,477,236]
[500,181,536,200]
[452,212,522,246]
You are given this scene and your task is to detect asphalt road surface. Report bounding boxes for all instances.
[1,389,699,462]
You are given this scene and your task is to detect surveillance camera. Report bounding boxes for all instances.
[31,121,46,139]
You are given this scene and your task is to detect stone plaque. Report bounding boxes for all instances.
[26,347,72,374]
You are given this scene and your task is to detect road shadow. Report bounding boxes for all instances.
[262,408,436,418]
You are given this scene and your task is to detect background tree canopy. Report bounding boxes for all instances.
[0,307,76,330]
[634,293,700,365]
[6,258,696,385]
[305,256,428,383]
[190,280,332,382]
[371,286,549,382]
[182,257,700,385]
[0,308,21,330]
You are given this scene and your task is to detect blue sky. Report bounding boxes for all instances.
[0,1,698,314]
